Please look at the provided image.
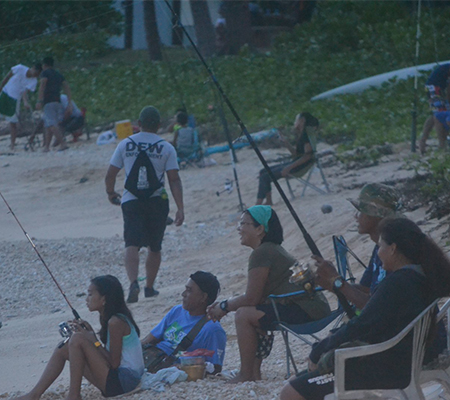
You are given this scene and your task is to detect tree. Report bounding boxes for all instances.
[222,0,252,55]
[0,1,123,41]
[143,0,162,61]
[189,0,215,57]
[123,0,133,49]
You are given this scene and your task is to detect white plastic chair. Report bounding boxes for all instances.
[420,298,450,391]
[324,299,439,400]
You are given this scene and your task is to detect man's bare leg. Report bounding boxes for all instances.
[43,128,52,152]
[50,125,68,151]
[145,250,161,290]
[9,122,18,150]
[435,119,448,150]
[125,246,140,283]
[419,115,435,155]
[125,246,140,302]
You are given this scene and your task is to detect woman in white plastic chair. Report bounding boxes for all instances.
[280,217,450,400]
[207,206,330,383]
[17,275,144,400]
[256,112,318,205]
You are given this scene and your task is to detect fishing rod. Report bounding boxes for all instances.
[164,0,321,257]
[0,191,82,320]
[160,2,243,211]
[164,3,355,318]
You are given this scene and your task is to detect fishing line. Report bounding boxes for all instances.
[334,236,367,270]
[0,191,82,320]
[163,0,321,257]
[160,3,244,211]
[210,85,245,211]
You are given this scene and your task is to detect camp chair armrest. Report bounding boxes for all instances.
[268,287,324,299]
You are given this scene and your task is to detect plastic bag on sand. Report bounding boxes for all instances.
[96,130,117,145]
[141,366,188,392]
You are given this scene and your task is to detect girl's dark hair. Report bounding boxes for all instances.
[176,111,188,125]
[300,112,319,128]
[246,209,284,245]
[91,275,140,343]
[379,218,450,298]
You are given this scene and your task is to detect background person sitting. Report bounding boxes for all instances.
[172,111,197,158]
[256,112,319,205]
[60,94,85,142]
[207,206,330,383]
[280,217,450,400]
[141,271,226,374]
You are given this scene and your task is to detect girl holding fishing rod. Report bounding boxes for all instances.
[17,275,144,400]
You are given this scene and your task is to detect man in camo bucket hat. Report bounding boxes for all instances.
[314,183,402,312]
[349,183,401,218]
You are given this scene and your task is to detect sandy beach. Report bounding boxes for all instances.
[0,131,448,400]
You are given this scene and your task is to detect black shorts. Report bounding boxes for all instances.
[103,369,125,398]
[256,302,314,331]
[255,303,313,359]
[289,369,335,400]
[290,359,410,400]
[122,197,169,251]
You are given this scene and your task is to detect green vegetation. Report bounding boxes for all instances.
[1,0,450,149]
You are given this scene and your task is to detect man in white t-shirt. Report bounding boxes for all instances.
[0,63,42,149]
[105,106,184,303]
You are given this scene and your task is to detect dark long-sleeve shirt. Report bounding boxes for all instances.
[310,267,432,386]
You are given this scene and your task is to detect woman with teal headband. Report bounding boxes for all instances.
[207,206,331,383]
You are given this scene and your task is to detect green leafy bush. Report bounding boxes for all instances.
[2,0,450,148]
[0,30,113,76]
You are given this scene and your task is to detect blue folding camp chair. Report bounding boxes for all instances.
[177,129,204,168]
[269,235,352,377]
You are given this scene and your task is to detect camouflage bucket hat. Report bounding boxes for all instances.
[348,183,401,218]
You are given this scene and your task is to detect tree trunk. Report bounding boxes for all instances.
[143,0,162,61]
[124,0,133,49]
[189,0,215,57]
[223,0,252,55]
[172,0,183,45]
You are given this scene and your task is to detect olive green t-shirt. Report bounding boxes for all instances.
[248,242,331,320]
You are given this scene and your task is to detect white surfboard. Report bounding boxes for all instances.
[311,60,450,101]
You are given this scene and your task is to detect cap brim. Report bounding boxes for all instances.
[348,198,361,211]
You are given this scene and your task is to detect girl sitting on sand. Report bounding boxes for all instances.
[207,206,331,383]
[17,275,144,400]
[280,217,450,400]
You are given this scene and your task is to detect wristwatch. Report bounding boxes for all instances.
[219,299,229,313]
[332,276,345,293]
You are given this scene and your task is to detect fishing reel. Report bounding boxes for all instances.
[59,321,73,338]
[58,321,73,348]
[216,179,233,196]
[289,261,316,295]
